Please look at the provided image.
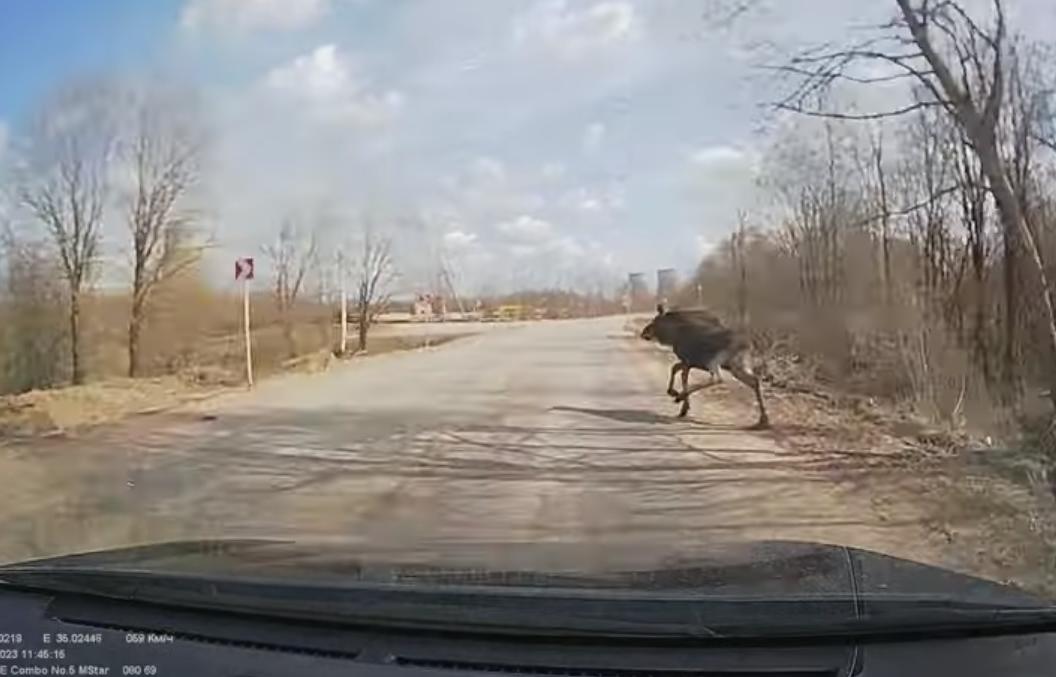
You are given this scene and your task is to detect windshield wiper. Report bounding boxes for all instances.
[2,567,1055,642]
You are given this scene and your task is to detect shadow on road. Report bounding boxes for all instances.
[549,406,673,425]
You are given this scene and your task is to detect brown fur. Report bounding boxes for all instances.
[641,305,769,428]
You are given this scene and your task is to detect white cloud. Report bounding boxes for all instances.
[579,196,602,212]
[508,234,600,266]
[687,145,748,169]
[493,216,602,271]
[696,236,718,258]
[469,156,506,184]
[509,243,541,259]
[548,235,585,258]
[181,0,329,33]
[582,122,605,153]
[683,144,760,244]
[264,44,403,126]
[497,215,554,243]
[607,186,626,210]
[443,229,479,251]
[561,183,625,215]
[563,185,626,215]
[685,144,758,200]
[513,0,640,60]
[541,162,566,180]
[444,157,545,217]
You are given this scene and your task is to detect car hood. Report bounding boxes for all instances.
[0,538,1041,606]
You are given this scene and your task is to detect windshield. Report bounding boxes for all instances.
[2,0,1056,632]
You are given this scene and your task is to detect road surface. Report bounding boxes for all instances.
[1,316,947,571]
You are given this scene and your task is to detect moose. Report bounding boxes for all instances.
[640,304,770,429]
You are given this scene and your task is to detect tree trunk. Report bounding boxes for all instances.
[968,180,991,383]
[875,142,893,306]
[358,312,369,351]
[282,315,297,359]
[128,304,143,378]
[129,263,146,378]
[69,288,83,385]
[737,262,748,327]
[981,145,1056,401]
[974,271,992,384]
[1003,223,1019,384]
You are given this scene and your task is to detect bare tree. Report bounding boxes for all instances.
[766,118,866,308]
[263,219,318,358]
[352,231,396,351]
[777,0,1056,400]
[953,123,995,380]
[17,83,116,385]
[854,123,904,309]
[124,88,204,376]
[899,103,956,307]
[0,226,67,393]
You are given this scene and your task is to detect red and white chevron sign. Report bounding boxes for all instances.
[235,257,255,281]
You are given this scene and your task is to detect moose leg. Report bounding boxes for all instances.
[706,350,729,384]
[677,365,691,417]
[727,358,770,430]
[674,379,719,402]
[666,362,685,398]
[674,369,720,418]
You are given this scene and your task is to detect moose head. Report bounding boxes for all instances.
[640,303,667,341]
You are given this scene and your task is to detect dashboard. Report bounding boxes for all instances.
[2,586,1056,677]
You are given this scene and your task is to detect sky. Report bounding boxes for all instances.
[2,0,1055,295]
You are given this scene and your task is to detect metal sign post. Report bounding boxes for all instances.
[235,257,255,387]
[338,250,348,355]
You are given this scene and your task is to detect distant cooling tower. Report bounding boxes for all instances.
[628,272,650,312]
[657,268,678,306]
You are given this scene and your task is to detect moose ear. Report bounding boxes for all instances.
[656,303,666,315]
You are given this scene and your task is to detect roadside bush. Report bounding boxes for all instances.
[0,234,67,394]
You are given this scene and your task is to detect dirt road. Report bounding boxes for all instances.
[1,316,1048,587]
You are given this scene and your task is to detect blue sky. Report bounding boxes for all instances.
[0,1,182,119]
[2,0,1054,294]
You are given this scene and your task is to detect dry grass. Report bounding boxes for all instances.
[631,315,1056,596]
[0,377,220,437]
[760,353,1056,596]
[0,261,477,437]
[0,325,474,438]
[80,280,338,380]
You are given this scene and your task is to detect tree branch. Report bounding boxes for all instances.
[776,99,943,120]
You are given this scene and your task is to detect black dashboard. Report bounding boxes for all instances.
[2,586,1056,677]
